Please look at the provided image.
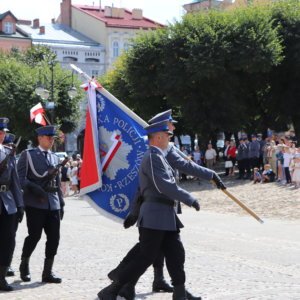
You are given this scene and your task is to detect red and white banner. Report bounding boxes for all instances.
[30,103,47,126]
[79,82,103,194]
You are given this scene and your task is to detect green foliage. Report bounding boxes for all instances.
[0,46,83,145]
[103,1,296,139]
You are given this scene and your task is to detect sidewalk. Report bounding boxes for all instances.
[2,189,300,299]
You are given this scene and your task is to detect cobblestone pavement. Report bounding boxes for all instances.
[2,179,300,300]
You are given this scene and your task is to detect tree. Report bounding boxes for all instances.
[0,46,83,147]
[267,0,300,134]
[102,3,283,140]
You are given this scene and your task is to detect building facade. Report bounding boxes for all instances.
[0,11,31,52]
[59,0,164,71]
[183,0,236,12]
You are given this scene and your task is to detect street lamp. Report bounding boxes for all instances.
[35,61,78,124]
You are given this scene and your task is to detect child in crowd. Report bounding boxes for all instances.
[253,167,262,184]
[291,154,300,188]
[262,164,275,183]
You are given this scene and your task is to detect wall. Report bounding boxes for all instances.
[0,37,31,52]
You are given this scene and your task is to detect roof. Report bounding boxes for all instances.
[0,28,30,39]
[17,23,102,47]
[72,5,164,29]
[0,10,18,21]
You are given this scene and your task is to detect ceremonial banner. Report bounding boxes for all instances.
[80,82,148,221]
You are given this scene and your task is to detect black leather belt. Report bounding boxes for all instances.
[0,184,9,192]
[144,197,176,207]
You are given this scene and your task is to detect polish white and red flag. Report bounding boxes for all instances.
[30,103,47,126]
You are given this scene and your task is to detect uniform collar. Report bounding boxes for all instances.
[151,146,168,157]
[38,146,51,153]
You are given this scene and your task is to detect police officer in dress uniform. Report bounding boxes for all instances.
[3,133,19,278]
[17,125,64,284]
[107,110,226,300]
[0,119,24,292]
[98,120,207,300]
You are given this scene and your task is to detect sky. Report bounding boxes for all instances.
[0,0,188,25]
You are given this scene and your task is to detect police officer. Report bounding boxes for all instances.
[236,138,247,179]
[17,125,64,284]
[98,120,202,300]
[249,134,260,174]
[108,110,225,300]
[0,119,24,292]
[3,133,18,278]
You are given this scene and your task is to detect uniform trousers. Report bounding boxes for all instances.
[117,227,185,287]
[22,206,60,259]
[0,203,17,266]
[237,160,243,177]
[114,243,165,272]
[8,214,19,266]
[250,157,259,170]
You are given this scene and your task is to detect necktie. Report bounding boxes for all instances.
[43,151,49,164]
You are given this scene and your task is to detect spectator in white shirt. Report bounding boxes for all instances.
[283,147,293,184]
[205,143,217,169]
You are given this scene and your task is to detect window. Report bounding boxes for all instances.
[124,42,129,52]
[63,57,78,62]
[4,22,13,34]
[85,58,99,62]
[92,70,99,77]
[113,41,119,58]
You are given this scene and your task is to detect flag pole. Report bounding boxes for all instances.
[42,113,52,125]
[221,188,264,224]
[69,64,148,128]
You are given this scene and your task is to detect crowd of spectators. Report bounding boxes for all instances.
[178,129,300,188]
[60,154,83,197]
[233,130,299,187]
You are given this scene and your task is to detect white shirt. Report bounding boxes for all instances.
[283,152,293,167]
[193,151,201,161]
[205,149,217,160]
[0,144,5,162]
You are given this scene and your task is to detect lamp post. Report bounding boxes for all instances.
[35,61,78,124]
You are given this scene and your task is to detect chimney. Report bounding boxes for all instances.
[51,18,56,24]
[33,18,40,28]
[60,0,71,26]
[132,8,143,20]
[39,26,45,34]
[118,8,125,19]
[104,6,112,17]
[111,7,119,18]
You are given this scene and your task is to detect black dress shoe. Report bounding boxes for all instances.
[152,267,173,293]
[19,258,31,282]
[0,281,13,292]
[6,266,15,277]
[42,272,62,284]
[97,282,122,300]
[186,290,201,300]
[118,283,136,300]
[0,266,13,292]
[42,258,61,284]
[152,278,173,292]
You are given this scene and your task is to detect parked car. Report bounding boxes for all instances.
[55,152,68,162]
